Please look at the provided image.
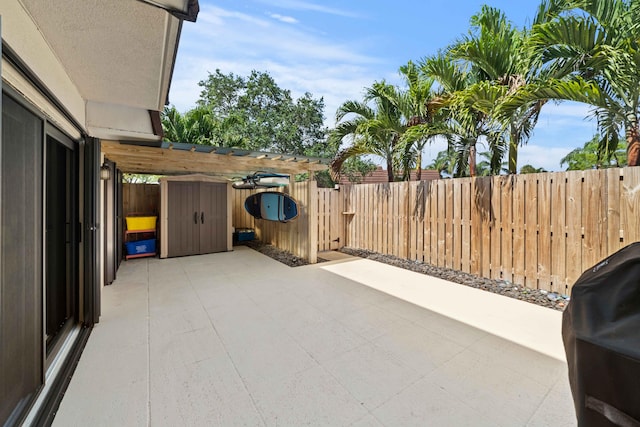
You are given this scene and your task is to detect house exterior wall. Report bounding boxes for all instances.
[0,6,96,425]
[0,1,196,423]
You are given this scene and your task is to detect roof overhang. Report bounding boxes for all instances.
[9,0,198,140]
[102,140,330,177]
[138,0,199,22]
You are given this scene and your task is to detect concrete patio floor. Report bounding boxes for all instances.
[53,246,575,426]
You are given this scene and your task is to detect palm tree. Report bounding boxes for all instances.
[162,105,216,145]
[329,82,405,182]
[393,61,446,180]
[503,0,640,166]
[447,5,553,174]
[477,151,509,176]
[418,52,504,177]
[426,149,457,178]
[162,105,244,147]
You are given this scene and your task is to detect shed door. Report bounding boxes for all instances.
[199,182,227,254]
[167,181,200,257]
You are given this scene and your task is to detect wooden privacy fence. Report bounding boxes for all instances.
[333,167,640,295]
[123,183,159,217]
[231,181,318,263]
[123,167,640,295]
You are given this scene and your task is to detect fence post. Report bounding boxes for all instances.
[404,181,410,259]
[307,179,318,263]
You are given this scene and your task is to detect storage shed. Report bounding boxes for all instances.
[159,174,232,258]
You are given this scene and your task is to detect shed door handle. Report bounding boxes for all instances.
[194,211,198,224]
[201,212,205,224]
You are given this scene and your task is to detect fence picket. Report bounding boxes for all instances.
[621,167,640,245]
[537,174,552,291]
[606,168,621,255]
[500,176,513,283]
[490,176,502,280]
[565,171,583,290]
[524,175,538,289]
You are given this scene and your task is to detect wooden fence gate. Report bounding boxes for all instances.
[317,188,343,251]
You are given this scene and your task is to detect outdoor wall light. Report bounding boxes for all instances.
[100,164,111,180]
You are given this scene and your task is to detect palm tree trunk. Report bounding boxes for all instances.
[627,124,640,166]
[416,151,422,181]
[387,159,395,182]
[509,126,518,174]
[508,141,518,174]
[469,143,477,177]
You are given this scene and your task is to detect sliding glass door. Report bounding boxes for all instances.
[0,92,44,424]
[45,132,78,359]
[0,90,81,424]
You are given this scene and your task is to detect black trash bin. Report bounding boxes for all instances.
[562,242,640,426]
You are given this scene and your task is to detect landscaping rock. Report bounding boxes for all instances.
[238,240,310,267]
[339,247,568,312]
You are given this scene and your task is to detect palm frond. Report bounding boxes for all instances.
[335,100,374,122]
[497,77,605,119]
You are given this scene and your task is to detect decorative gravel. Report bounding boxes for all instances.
[339,247,569,312]
[238,241,569,311]
[239,240,310,267]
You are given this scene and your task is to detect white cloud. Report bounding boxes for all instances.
[535,101,597,130]
[170,5,382,124]
[268,13,298,24]
[517,144,573,172]
[254,0,361,18]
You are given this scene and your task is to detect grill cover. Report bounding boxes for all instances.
[562,242,640,426]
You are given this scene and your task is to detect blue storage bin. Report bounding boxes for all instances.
[125,238,156,255]
[236,228,255,241]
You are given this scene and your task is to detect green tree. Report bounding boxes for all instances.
[122,174,160,184]
[503,0,640,166]
[448,5,551,174]
[393,61,447,180]
[329,82,406,182]
[419,52,504,177]
[197,69,326,154]
[162,105,218,145]
[338,157,378,183]
[560,135,627,170]
[519,164,548,174]
[476,151,509,176]
[426,149,457,178]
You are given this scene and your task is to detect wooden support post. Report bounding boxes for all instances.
[308,179,318,263]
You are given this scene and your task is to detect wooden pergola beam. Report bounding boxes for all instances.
[101,141,327,176]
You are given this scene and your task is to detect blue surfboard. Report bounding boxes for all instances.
[244,192,298,222]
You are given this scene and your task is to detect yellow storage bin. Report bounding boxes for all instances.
[126,216,157,231]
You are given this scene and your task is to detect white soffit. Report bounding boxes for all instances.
[19,0,181,112]
[86,101,156,141]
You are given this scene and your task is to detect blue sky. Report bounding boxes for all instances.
[170,0,598,172]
